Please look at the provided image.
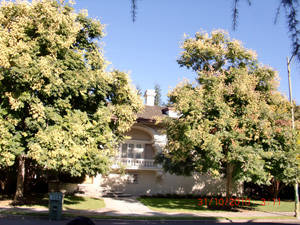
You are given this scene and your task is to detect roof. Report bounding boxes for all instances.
[136,105,167,122]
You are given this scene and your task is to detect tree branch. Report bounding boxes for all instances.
[232,0,252,30]
[131,0,138,22]
[283,0,300,63]
[232,0,239,30]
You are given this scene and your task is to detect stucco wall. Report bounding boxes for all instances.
[124,128,152,141]
[103,121,243,197]
[48,181,78,194]
[100,171,242,196]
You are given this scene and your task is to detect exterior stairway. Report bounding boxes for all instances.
[76,184,132,198]
[76,183,103,198]
[102,190,132,198]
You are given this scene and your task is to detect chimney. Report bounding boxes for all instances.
[144,89,156,106]
[162,107,180,118]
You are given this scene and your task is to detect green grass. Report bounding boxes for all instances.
[63,196,105,210]
[138,198,211,213]
[137,197,294,213]
[1,194,105,210]
[249,199,294,212]
[1,194,296,221]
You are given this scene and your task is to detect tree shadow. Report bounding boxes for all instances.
[3,193,96,208]
[9,193,48,207]
[206,201,261,211]
[63,196,87,206]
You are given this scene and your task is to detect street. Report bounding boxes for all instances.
[0,216,300,225]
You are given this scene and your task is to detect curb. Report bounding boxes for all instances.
[0,209,299,222]
[0,213,299,224]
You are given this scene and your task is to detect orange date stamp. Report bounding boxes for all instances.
[198,198,251,206]
[198,198,281,207]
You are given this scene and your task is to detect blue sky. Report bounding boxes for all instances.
[73,0,300,105]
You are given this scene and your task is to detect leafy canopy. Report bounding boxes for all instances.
[0,0,143,176]
[160,30,300,188]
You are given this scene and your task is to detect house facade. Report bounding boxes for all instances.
[97,90,241,196]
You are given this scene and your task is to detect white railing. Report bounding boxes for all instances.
[117,158,162,169]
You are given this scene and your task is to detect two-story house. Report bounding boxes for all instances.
[98,90,234,196]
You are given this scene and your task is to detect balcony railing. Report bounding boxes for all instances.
[115,158,162,169]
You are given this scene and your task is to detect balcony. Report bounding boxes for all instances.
[113,158,162,170]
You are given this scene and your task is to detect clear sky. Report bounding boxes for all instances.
[73,0,300,105]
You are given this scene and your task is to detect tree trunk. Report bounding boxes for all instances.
[14,155,26,204]
[226,163,234,207]
[266,179,286,200]
[273,180,285,200]
[273,190,279,200]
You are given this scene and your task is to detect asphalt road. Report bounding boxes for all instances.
[0,217,300,225]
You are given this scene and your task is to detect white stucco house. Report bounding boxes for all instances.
[59,90,241,197]
[94,90,237,197]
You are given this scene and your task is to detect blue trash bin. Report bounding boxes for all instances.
[49,192,63,220]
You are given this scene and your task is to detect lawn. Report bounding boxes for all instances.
[137,197,294,213]
[63,196,105,210]
[0,194,105,210]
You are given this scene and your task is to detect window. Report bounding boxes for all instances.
[127,173,138,184]
[121,143,144,159]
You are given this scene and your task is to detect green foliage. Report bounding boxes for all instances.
[295,104,300,121]
[162,30,300,197]
[0,0,143,177]
[155,152,195,176]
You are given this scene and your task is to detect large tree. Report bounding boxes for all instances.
[0,0,143,203]
[159,30,300,201]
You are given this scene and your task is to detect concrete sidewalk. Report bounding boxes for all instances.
[103,197,153,216]
[0,196,298,220]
